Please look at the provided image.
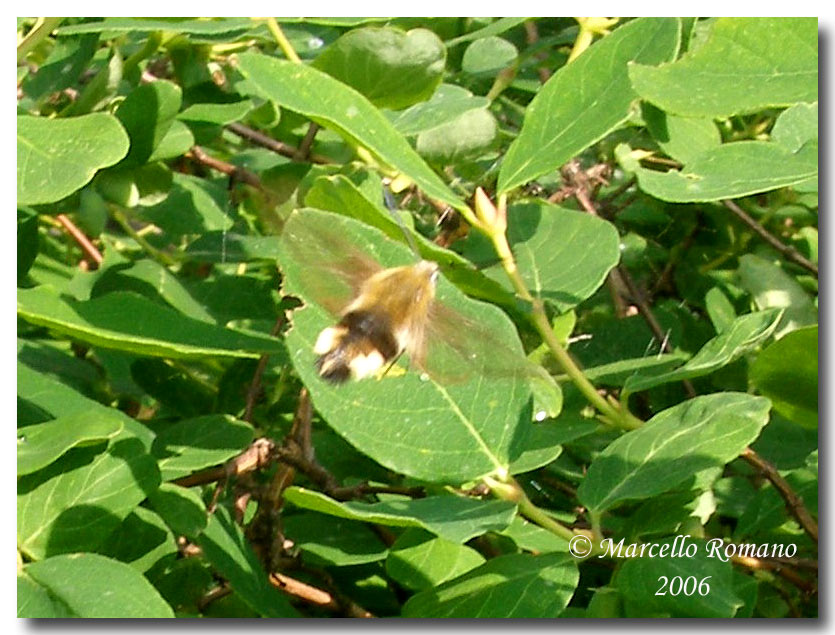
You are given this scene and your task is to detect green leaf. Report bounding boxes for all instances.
[17,287,286,360]
[416,108,497,163]
[17,411,124,475]
[235,52,466,212]
[386,83,489,136]
[148,482,208,537]
[114,80,182,168]
[497,18,680,194]
[468,202,621,313]
[177,99,253,124]
[186,232,282,263]
[386,528,485,591]
[197,506,299,617]
[615,538,743,617]
[17,362,155,450]
[461,36,518,75]
[750,325,817,429]
[151,415,254,481]
[627,139,818,202]
[772,102,818,152]
[282,513,388,566]
[17,114,129,205]
[278,210,536,483]
[578,393,771,512]
[313,27,445,110]
[499,516,570,554]
[94,162,173,208]
[402,553,578,617]
[148,120,195,162]
[623,308,783,394]
[98,506,177,573]
[582,353,689,386]
[18,572,73,618]
[704,286,737,333]
[138,173,233,236]
[642,103,720,164]
[737,254,817,338]
[629,18,817,117]
[57,17,255,37]
[21,553,174,618]
[18,436,161,559]
[445,17,529,48]
[283,487,516,543]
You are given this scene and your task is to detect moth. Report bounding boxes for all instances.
[280,209,547,388]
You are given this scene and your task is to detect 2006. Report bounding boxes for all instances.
[655,576,712,596]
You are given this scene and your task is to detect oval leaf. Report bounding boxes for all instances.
[21,553,174,618]
[314,27,445,110]
[402,552,578,617]
[497,18,680,194]
[235,52,466,211]
[578,393,771,512]
[629,18,818,117]
[17,113,129,205]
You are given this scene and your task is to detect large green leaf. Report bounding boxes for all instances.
[20,554,174,618]
[386,83,489,136]
[402,553,578,617]
[57,17,255,37]
[314,27,445,110]
[615,539,743,617]
[737,254,817,338]
[282,513,388,566]
[497,18,680,194]
[17,114,129,205]
[386,528,486,591]
[17,410,124,475]
[629,18,818,117]
[750,325,817,429]
[627,139,818,202]
[622,308,783,394]
[235,52,466,211]
[197,507,298,617]
[17,436,160,560]
[278,209,536,483]
[113,80,182,168]
[283,487,516,543]
[416,107,497,163]
[17,286,286,360]
[578,393,771,512]
[467,202,621,313]
[151,415,254,481]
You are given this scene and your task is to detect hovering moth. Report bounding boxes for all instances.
[280,209,549,389]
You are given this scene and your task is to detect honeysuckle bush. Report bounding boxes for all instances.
[17,17,817,618]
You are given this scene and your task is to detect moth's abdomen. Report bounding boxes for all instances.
[314,309,400,383]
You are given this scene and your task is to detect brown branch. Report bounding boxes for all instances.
[171,437,276,488]
[294,122,320,161]
[243,314,287,423]
[740,447,818,543]
[723,199,818,276]
[732,553,816,595]
[270,573,374,617]
[186,145,262,189]
[56,213,103,267]
[226,121,333,164]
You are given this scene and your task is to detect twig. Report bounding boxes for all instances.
[172,438,276,488]
[723,199,818,276]
[294,122,320,161]
[17,17,64,63]
[186,145,262,189]
[243,314,287,422]
[271,571,374,618]
[56,213,103,267]
[197,584,232,612]
[732,553,816,595]
[740,447,818,543]
[225,122,333,164]
[523,20,551,83]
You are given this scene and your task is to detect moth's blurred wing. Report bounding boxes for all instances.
[281,211,382,316]
[421,301,548,386]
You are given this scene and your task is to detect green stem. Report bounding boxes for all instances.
[264,18,301,63]
[17,17,64,63]
[109,207,177,267]
[485,476,576,542]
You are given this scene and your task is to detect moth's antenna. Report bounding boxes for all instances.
[383,184,421,260]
